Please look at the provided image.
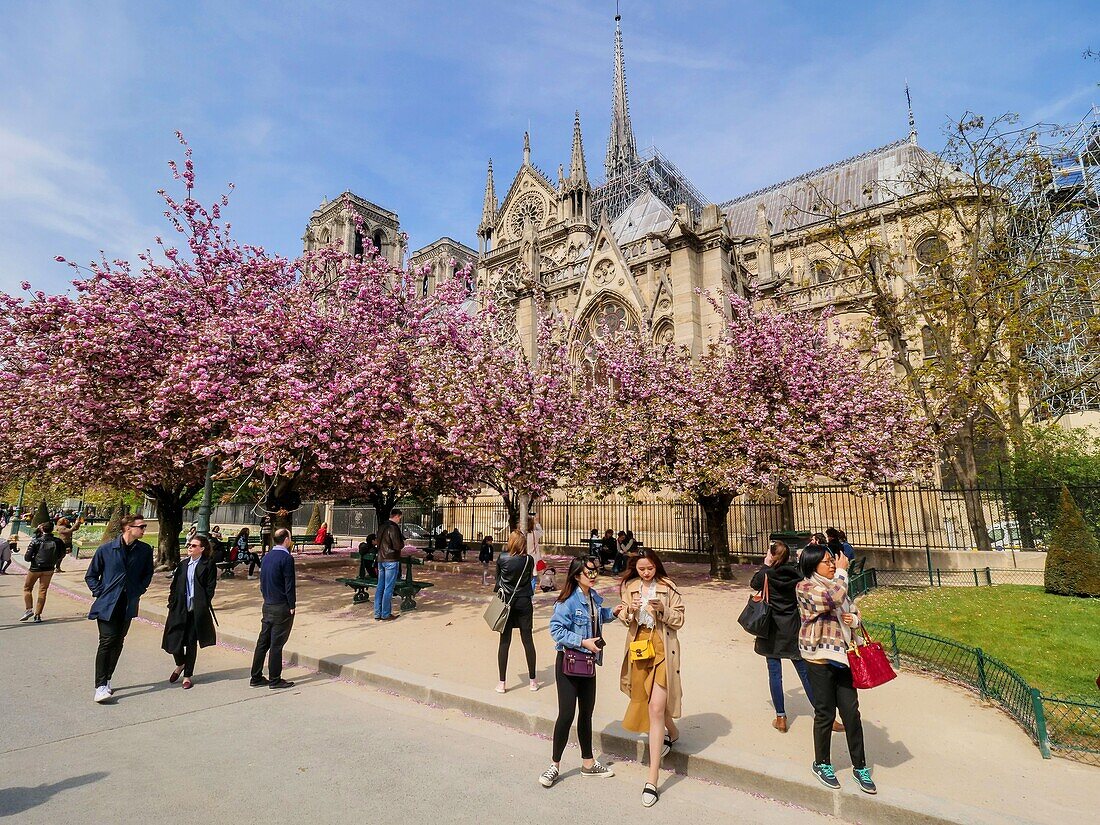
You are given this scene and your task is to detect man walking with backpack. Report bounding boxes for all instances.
[20,521,65,622]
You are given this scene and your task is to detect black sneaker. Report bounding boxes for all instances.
[269,679,295,690]
[249,676,270,687]
[580,760,614,778]
[853,767,877,795]
[812,762,840,790]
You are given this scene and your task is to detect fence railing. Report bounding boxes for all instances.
[866,567,1047,588]
[865,621,1100,766]
[178,482,1099,560]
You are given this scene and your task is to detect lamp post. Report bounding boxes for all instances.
[196,458,215,537]
[9,478,27,539]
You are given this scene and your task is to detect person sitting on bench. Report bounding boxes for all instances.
[358,535,378,579]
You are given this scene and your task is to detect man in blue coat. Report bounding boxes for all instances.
[85,513,155,703]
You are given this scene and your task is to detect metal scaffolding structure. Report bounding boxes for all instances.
[591,145,707,224]
[1015,106,1100,416]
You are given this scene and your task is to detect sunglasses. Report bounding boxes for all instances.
[582,567,599,578]
[132,524,147,531]
[187,542,203,548]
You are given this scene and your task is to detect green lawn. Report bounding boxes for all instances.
[859,585,1100,698]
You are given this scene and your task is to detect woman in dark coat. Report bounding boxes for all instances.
[751,539,819,733]
[162,535,218,689]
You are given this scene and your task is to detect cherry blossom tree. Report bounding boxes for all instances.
[589,297,934,578]
[0,137,292,568]
[438,303,595,530]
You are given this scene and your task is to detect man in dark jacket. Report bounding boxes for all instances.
[85,514,155,703]
[250,528,296,689]
[21,521,65,622]
[375,509,404,621]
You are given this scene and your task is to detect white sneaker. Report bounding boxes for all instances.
[529,679,540,692]
[106,680,114,695]
[94,686,111,704]
[19,609,33,622]
[538,765,559,788]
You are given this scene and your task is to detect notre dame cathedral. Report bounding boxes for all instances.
[305,11,949,369]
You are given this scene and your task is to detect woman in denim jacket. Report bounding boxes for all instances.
[538,557,624,788]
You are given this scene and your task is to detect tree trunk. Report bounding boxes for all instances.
[776,482,794,531]
[148,484,201,571]
[492,483,521,532]
[367,487,398,531]
[263,476,300,535]
[698,492,734,580]
[948,427,992,553]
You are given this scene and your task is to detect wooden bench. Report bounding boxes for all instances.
[337,553,433,609]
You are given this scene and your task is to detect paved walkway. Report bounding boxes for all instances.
[12,548,1096,824]
[0,578,837,825]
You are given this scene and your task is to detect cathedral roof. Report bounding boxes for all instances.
[723,139,940,236]
[611,190,674,245]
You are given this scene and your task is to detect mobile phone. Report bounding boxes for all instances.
[594,638,606,649]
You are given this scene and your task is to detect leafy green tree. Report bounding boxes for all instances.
[1045,485,1100,597]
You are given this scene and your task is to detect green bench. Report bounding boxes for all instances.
[336,553,433,610]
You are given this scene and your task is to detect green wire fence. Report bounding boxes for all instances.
[864,620,1100,766]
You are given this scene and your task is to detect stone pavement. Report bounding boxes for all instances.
[0,576,838,825]
[14,547,1096,825]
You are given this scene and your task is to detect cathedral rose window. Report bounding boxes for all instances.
[509,193,547,236]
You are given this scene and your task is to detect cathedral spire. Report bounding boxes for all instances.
[906,82,918,145]
[523,131,531,166]
[570,110,589,186]
[605,7,638,180]
[481,159,497,226]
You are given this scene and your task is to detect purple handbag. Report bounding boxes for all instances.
[562,648,596,677]
[561,595,599,677]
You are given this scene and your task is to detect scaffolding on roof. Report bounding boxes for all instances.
[1014,106,1100,417]
[591,145,708,225]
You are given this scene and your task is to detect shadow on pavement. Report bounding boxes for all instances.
[0,772,109,816]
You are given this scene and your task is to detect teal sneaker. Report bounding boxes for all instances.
[853,767,877,795]
[812,762,840,790]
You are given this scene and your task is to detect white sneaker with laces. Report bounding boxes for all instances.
[19,609,33,622]
[94,686,111,704]
[538,765,559,788]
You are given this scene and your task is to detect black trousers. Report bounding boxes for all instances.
[805,661,867,769]
[497,600,536,681]
[95,596,133,688]
[552,651,597,762]
[251,603,294,681]
[173,610,199,677]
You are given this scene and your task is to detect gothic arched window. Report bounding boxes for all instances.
[915,234,952,281]
[373,229,385,255]
[354,230,365,259]
[811,260,835,285]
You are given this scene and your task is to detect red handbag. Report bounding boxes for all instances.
[846,625,897,689]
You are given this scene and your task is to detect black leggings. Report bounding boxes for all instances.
[497,600,536,681]
[805,662,867,769]
[552,651,597,762]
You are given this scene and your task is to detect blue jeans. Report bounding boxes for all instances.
[375,562,400,618]
[767,657,814,715]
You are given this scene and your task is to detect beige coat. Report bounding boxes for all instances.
[617,577,685,718]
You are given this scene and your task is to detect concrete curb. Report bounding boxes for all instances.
[29,566,1036,825]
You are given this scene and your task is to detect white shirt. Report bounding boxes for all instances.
[186,557,200,611]
[636,580,658,628]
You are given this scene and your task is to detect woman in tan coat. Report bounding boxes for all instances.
[617,549,684,807]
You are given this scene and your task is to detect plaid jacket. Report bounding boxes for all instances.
[796,570,861,666]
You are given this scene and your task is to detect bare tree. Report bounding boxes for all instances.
[781,113,1100,551]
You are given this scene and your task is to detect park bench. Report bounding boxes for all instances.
[336,553,433,609]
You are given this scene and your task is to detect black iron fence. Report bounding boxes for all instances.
[180,483,1098,559]
[866,621,1100,766]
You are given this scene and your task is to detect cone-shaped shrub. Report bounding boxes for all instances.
[1045,485,1100,597]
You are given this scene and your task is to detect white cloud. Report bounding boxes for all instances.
[0,127,159,292]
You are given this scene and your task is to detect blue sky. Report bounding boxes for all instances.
[2,0,1098,295]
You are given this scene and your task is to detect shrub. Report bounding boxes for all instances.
[33,499,50,529]
[305,502,323,536]
[1045,485,1100,597]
